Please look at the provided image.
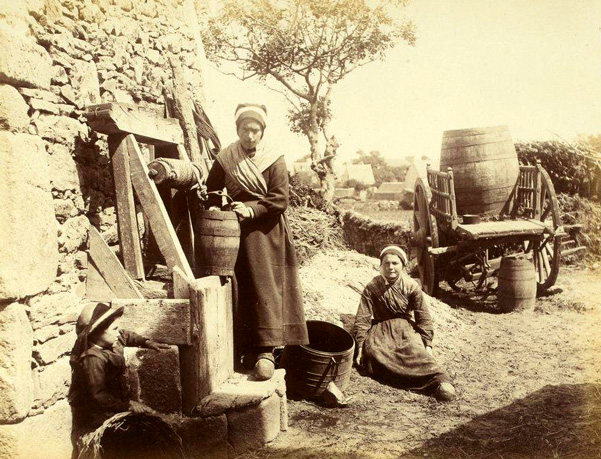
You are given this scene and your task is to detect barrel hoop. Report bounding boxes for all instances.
[197,228,241,237]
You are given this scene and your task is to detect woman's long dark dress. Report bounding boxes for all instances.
[206,156,308,350]
[353,273,451,392]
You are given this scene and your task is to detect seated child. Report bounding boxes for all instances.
[68,302,170,453]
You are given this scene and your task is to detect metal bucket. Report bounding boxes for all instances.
[281,320,355,399]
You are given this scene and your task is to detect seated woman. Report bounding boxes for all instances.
[353,245,456,401]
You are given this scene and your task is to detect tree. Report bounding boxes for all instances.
[202,0,416,206]
[352,150,408,186]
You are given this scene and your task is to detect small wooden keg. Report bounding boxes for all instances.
[498,255,537,312]
[192,209,240,277]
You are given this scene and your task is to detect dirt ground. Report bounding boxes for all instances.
[241,250,601,459]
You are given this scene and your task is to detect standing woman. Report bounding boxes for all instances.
[353,245,456,401]
[205,103,309,381]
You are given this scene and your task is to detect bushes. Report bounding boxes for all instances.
[515,141,600,199]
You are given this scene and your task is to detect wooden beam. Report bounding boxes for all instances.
[86,258,115,301]
[88,225,143,299]
[85,103,184,146]
[113,299,192,345]
[109,134,145,280]
[126,134,195,280]
[180,276,234,414]
[172,266,191,300]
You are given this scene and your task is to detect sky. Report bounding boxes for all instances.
[201,0,601,165]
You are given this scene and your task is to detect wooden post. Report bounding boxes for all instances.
[180,276,234,414]
[447,167,459,230]
[109,134,145,280]
[164,57,209,178]
[126,134,194,280]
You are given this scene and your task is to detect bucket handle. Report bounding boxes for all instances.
[312,357,340,398]
[206,190,235,207]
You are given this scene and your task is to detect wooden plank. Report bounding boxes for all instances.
[181,276,234,414]
[164,59,206,170]
[88,225,143,298]
[109,134,145,280]
[113,299,191,345]
[86,258,115,301]
[85,103,184,146]
[126,134,195,280]
[172,266,191,300]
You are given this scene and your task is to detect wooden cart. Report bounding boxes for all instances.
[412,161,579,296]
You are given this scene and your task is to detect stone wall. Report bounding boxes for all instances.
[340,210,413,258]
[0,1,208,457]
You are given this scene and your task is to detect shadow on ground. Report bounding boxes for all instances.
[401,383,601,459]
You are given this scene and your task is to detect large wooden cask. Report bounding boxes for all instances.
[440,125,519,216]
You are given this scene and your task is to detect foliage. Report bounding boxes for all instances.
[342,179,369,191]
[202,0,416,202]
[557,193,601,257]
[352,150,408,186]
[515,141,601,199]
[289,173,326,210]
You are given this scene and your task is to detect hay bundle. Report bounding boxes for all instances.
[288,206,345,264]
[78,412,185,459]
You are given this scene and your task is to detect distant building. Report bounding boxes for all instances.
[336,163,376,186]
[403,155,433,191]
[373,182,405,200]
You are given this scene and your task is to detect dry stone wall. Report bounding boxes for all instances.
[0,1,208,457]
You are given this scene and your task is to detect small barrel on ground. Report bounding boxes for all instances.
[498,255,537,312]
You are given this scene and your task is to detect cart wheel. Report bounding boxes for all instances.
[413,178,439,295]
[526,166,561,293]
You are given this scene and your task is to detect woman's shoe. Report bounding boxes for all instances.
[435,382,456,402]
[253,352,275,381]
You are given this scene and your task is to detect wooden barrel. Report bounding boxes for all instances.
[440,125,519,216]
[192,209,240,277]
[498,255,537,312]
[281,321,355,399]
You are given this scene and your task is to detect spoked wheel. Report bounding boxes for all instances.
[524,166,561,293]
[413,178,439,295]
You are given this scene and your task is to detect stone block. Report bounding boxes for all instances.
[0,132,58,300]
[58,215,89,253]
[0,84,29,131]
[69,59,101,108]
[33,114,88,148]
[34,324,61,344]
[33,356,70,409]
[19,87,63,103]
[28,291,82,328]
[125,346,182,414]
[0,399,73,459]
[227,393,282,453]
[0,303,34,423]
[170,414,228,459]
[196,369,286,417]
[33,329,76,365]
[0,30,52,89]
[54,198,78,220]
[47,142,81,191]
[0,2,32,37]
